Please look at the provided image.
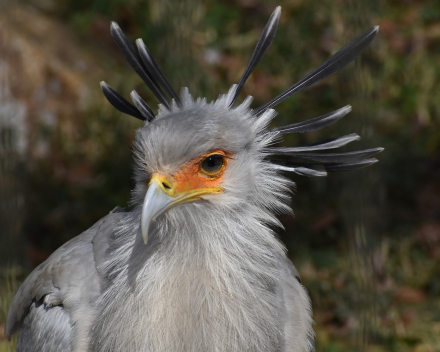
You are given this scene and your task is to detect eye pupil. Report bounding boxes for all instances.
[201,155,224,174]
[206,157,217,168]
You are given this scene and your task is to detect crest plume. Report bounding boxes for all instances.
[101,7,382,175]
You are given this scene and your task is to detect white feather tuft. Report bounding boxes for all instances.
[91,85,314,352]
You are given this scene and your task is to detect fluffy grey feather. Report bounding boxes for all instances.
[17,302,71,352]
[6,89,315,352]
[6,212,125,351]
[89,88,314,352]
[6,6,382,351]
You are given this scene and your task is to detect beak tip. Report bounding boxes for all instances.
[141,225,149,245]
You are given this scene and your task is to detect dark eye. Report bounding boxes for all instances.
[200,154,225,175]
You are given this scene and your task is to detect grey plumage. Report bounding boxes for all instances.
[6,6,381,352]
[7,211,123,351]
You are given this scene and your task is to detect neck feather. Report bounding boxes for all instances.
[94,202,288,351]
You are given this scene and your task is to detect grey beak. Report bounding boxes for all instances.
[141,180,175,245]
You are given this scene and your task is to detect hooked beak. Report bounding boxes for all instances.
[141,174,222,244]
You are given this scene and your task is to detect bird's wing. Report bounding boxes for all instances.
[277,258,316,352]
[5,209,125,351]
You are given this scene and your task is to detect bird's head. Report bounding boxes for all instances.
[131,90,281,244]
[101,7,383,245]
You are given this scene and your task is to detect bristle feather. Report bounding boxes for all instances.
[294,166,328,177]
[272,147,383,163]
[273,164,327,177]
[110,22,171,109]
[268,133,360,153]
[324,158,379,171]
[253,26,379,116]
[130,90,155,121]
[271,156,381,175]
[100,81,146,121]
[136,39,182,107]
[229,6,281,108]
[273,106,352,134]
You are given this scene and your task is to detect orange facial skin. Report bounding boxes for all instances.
[149,150,233,197]
[173,149,232,194]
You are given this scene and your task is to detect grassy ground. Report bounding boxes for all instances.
[0,267,20,352]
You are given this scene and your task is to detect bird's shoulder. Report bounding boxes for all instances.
[276,257,315,352]
[5,208,125,339]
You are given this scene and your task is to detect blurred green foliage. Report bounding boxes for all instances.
[1,0,440,351]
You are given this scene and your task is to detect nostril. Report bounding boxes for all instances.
[162,182,171,190]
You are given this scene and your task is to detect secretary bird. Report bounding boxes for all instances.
[6,6,381,352]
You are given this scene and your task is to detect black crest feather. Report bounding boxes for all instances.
[253,26,379,116]
[136,39,182,107]
[110,22,171,110]
[100,81,146,121]
[130,90,155,121]
[272,106,352,134]
[101,7,382,177]
[229,6,281,107]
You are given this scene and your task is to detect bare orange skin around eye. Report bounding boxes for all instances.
[172,149,232,194]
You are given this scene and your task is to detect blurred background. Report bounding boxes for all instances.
[0,0,439,351]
